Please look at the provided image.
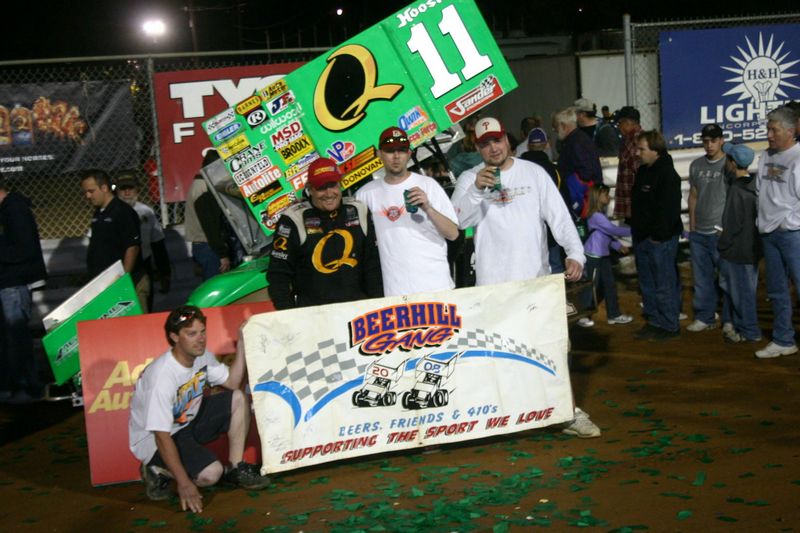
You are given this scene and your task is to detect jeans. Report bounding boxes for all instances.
[191,242,221,281]
[761,230,800,346]
[0,285,40,395]
[548,243,565,274]
[635,236,680,332]
[580,256,621,318]
[689,231,730,324]
[718,258,761,340]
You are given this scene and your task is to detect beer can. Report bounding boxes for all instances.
[403,189,418,214]
[492,167,502,191]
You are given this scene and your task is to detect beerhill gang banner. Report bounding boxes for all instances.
[660,23,800,149]
[0,81,137,176]
[243,275,573,474]
[153,63,303,202]
[204,0,517,237]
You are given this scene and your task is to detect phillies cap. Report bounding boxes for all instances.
[701,124,724,139]
[305,157,342,189]
[475,117,505,144]
[722,143,754,168]
[527,127,548,144]
[379,126,410,150]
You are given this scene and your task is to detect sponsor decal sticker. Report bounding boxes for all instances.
[408,122,438,147]
[232,157,273,186]
[235,95,262,115]
[270,120,304,150]
[260,79,289,100]
[262,192,297,230]
[212,121,242,142]
[204,108,236,135]
[398,106,428,131]
[445,75,503,122]
[218,134,250,159]
[259,107,302,134]
[227,141,268,173]
[325,140,356,163]
[278,134,314,165]
[246,108,268,128]
[267,91,296,117]
[240,166,283,196]
[248,179,284,206]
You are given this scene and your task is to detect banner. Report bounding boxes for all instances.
[153,63,303,202]
[205,0,517,237]
[244,276,573,474]
[78,302,272,486]
[0,81,137,176]
[660,24,800,148]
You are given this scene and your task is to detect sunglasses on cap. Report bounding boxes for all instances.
[168,307,205,329]
[382,136,409,145]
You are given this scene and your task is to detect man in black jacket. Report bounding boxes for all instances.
[630,131,684,341]
[267,158,382,309]
[0,173,47,403]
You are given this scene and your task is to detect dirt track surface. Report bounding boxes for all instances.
[1,288,799,532]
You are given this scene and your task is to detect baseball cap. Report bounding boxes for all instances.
[722,143,754,168]
[701,124,724,139]
[379,126,410,150]
[614,106,640,123]
[115,172,138,190]
[475,117,505,144]
[574,98,597,115]
[305,157,342,189]
[527,127,548,144]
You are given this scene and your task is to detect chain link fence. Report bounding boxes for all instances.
[0,50,319,239]
[625,12,800,134]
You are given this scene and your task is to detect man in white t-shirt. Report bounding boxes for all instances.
[755,106,800,359]
[356,126,459,296]
[129,305,269,512]
[452,117,599,439]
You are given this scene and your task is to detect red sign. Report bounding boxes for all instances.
[153,64,303,202]
[78,301,273,486]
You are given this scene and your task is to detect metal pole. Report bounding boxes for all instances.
[623,14,633,107]
[146,57,169,226]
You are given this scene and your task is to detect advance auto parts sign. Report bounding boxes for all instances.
[204,0,516,238]
[243,276,572,474]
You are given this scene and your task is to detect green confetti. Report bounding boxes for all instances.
[717,516,738,522]
[660,492,692,500]
[691,472,706,486]
[493,522,509,533]
[310,476,330,484]
[133,518,149,526]
[149,521,168,529]
[410,487,424,498]
[677,510,693,520]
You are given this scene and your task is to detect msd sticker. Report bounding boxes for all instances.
[445,75,503,122]
[270,120,304,150]
[267,91,296,117]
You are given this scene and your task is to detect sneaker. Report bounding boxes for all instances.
[679,312,688,321]
[723,330,743,343]
[226,461,271,490]
[687,319,716,332]
[608,314,633,325]
[649,328,680,342]
[562,407,601,438]
[722,322,735,335]
[633,324,660,339]
[576,317,595,328]
[755,342,799,359]
[141,464,171,501]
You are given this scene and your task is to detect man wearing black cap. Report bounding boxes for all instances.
[356,126,458,297]
[686,124,730,334]
[612,106,642,222]
[267,157,382,309]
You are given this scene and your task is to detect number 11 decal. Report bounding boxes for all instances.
[406,4,493,98]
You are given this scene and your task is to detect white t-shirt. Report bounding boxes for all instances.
[356,172,457,296]
[129,349,229,463]
[452,157,585,286]
[133,201,165,260]
[757,142,800,233]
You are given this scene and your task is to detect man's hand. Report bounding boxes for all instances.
[219,257,231,274]
[619,245,630,255]
[177,480,203,513]
[405,186,430,211]
[564,259,583,282]
[473,167,499,190]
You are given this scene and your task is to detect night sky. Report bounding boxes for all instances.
[2,1,798,62]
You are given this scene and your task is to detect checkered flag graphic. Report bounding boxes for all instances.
[444,328,557,372]
[256,338,370,402]
[256,329,557,402]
